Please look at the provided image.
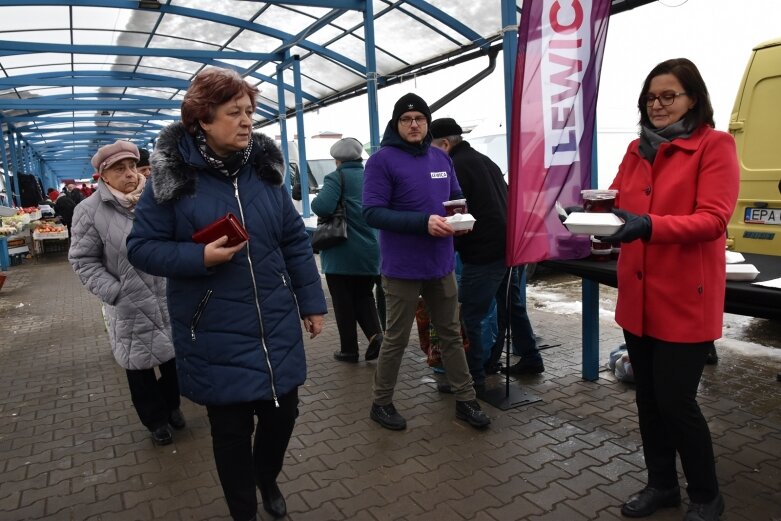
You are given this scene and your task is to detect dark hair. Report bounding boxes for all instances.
[181,67,258,135]
[638,58,714,129]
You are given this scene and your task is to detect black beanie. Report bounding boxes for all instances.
[430,118,463,139]
[392,93,431,126]
[137,148,150,168]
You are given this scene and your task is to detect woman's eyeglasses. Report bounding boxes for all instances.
[398,116,428,127]
[644,91,687,107]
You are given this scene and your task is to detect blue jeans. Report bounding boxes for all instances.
[459,260,540,385]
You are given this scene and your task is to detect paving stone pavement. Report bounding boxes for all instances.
[0,254,779,521]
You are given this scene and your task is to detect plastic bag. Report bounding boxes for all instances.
[607,344,634,383]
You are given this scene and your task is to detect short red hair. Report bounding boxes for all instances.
[181,67,259,135]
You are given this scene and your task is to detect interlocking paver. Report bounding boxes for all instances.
[1,254,779,520]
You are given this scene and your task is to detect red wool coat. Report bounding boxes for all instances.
[609,125,739,343]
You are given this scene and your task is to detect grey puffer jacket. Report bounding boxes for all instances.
[69,180,174,370]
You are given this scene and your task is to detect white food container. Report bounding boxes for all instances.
[563,212,623,236]
[446,213,476,231]
[725,264,759,281]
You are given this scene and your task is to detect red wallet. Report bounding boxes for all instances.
[192,213,249,247]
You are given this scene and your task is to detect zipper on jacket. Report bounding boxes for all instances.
[234,178,280,407]
[280,272,301,315]
[190,289,213,341]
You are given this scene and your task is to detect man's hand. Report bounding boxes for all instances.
[303,315,324,338]
[428,215,455,237]
[596,209,652,243]
[203,235,246,267]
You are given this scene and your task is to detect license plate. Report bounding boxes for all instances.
[744,207,781,225]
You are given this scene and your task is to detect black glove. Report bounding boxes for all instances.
[558,205,585,224]
[596,208,651,243]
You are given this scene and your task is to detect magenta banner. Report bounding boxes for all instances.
[506,0,612,265]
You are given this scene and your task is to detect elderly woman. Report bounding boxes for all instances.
[127,67,326,521]
[311,138,383,363]
[69,140,182,446]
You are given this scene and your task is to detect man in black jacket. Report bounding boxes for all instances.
[431,118,544,387]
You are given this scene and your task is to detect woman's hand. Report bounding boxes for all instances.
[303,314,324,338]
[203,235,246,267]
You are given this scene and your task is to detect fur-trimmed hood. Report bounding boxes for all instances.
[150,122,284,203]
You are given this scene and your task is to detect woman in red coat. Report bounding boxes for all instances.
[599,59,738,521]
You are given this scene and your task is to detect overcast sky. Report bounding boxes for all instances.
[264,0,781,187]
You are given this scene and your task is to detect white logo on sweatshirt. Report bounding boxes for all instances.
[431,171,447,179]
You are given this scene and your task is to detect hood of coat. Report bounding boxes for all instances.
[151,122,285,203]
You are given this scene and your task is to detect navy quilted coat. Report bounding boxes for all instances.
[127,123,326,406]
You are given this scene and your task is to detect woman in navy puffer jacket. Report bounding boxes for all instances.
[127,67,326,521]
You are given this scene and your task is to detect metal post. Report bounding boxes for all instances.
[276,56,292,193]
[363,0,381,153]
[292,56,310,217]
[581,126,601,381]
[0,127,13,206]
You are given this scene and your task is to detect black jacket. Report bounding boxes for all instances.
[450,141,508,265]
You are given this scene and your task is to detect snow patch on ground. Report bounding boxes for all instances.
[716,337,781,362]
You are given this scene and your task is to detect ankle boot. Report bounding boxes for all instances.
[258,481,286,518]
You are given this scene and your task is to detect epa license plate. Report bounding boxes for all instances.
[744,207,781,225]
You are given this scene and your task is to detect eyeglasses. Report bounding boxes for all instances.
[644,91,687,107]
[398,116,427,127]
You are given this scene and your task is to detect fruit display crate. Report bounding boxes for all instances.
[33,231,69,240]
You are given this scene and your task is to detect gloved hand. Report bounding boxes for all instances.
[558,205,585,224]
[596,208,652,243]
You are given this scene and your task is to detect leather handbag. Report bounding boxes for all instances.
[310,171,348,251]
[192,212,249,247]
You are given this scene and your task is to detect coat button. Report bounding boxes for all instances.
[644,186,652,195]
[664,149,673,157]
[698,285,703,294]
[636,271,643,280]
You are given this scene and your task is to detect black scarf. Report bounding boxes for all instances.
[194,127,253,177]
[638,120,694,164]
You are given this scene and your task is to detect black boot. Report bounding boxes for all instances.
[258,481,286,518]
[621,486,681,517]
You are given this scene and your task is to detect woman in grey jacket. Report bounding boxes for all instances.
[69,140,183,446]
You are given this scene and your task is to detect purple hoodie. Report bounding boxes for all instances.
[363,141,461,279]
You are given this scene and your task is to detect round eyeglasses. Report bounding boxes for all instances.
[644,91,687,107]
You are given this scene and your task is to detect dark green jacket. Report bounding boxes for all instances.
[312,160,379,275]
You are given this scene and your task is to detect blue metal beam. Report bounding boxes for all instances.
[0,40,278,62]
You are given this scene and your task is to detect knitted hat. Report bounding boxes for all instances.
[137,148,150,168]
[392,93,431,126]
[430,118,463,139]
[91,140,140,173]
[330,137,364,161]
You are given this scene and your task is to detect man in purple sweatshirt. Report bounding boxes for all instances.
[362,93,490,431]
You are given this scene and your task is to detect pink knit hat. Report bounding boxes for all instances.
[91,140,140,173]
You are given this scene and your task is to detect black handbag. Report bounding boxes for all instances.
[310,171,348,251]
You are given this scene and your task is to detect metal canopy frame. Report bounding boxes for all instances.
[0,0,656,197]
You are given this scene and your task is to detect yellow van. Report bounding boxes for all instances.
[726,37,781,256]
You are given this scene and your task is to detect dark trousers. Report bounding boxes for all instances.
[206,389,299,521]
[460,262,540,383]
[325,274,383,355]
[125,358,180,431]
[624,331,719,503]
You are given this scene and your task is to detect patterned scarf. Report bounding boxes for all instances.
[638,119,694,164]
[194,127,253,178]
[103,173,145,212]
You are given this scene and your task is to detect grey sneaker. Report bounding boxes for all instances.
[455,399,490,429]
[370,402,406,430]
